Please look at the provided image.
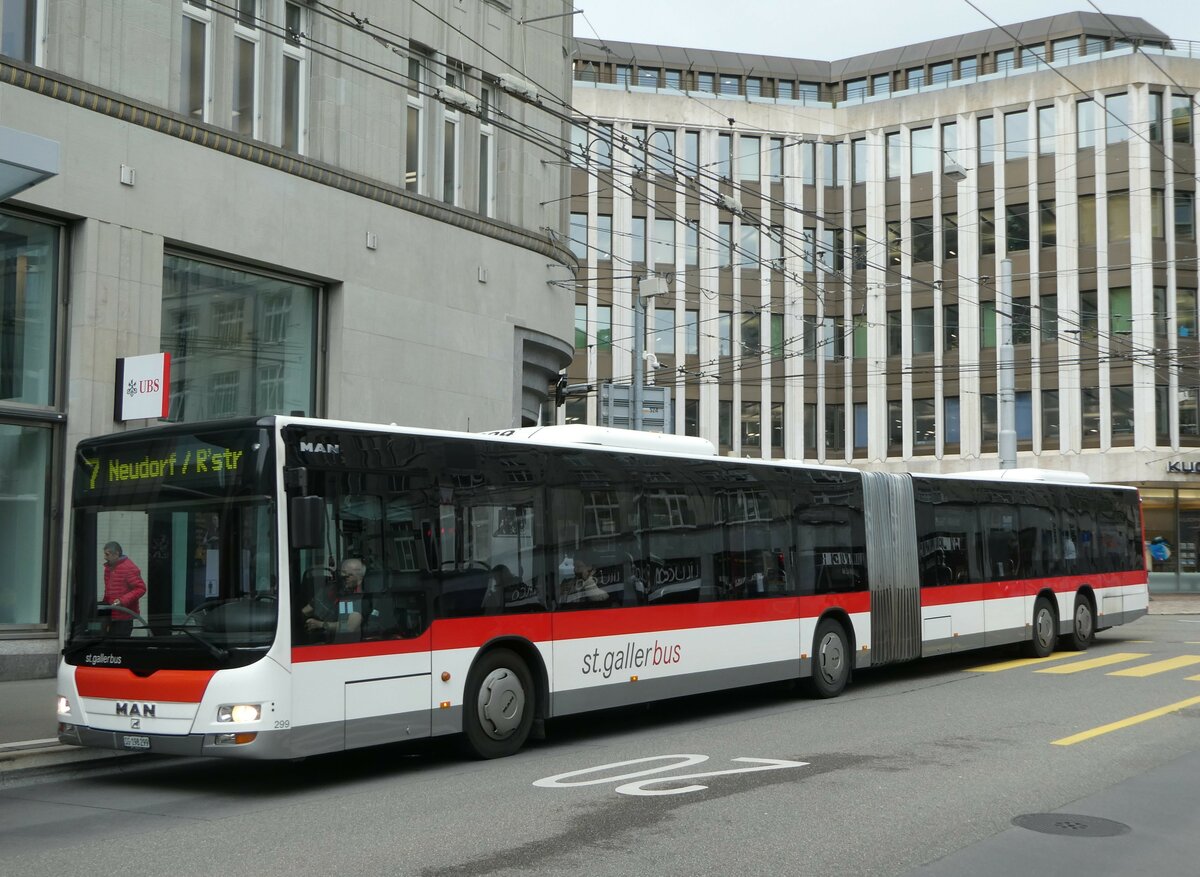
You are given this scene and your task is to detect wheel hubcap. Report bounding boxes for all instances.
[1075,604,1093,640]
[477,668,525,740]
[818,633,845,684]
[1036,608,1055,649]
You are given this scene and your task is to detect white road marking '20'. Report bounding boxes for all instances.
[533,754,809,797]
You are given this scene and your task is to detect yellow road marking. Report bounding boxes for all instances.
[1108,656,1200,677]
[1036,653,1149,674]
[967,653,1073,673]
[1189,675,1200,682]
[1052,696,1200,745]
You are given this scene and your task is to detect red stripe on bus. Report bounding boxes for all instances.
[292,630,433,663]
[75,667,215,702]
[920,572,1144,607]
[288,594,874,661]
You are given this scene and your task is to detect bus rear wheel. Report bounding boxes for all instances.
[462,648,534,759]
[807,618,850,698]
[1023,597,1057,658]
[1060,594,1095,651]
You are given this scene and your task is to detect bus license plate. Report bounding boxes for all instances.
[121,735,150,750]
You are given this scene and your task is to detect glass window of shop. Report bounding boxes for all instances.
[1142,489,1200,594]
[161,254,319,421]
[0,212,63,627]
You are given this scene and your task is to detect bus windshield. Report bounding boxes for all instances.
[65,425,277,671]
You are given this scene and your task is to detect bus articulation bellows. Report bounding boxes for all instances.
[58,417,1148,759]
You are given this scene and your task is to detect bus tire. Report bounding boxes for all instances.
[1023,597,1057,658]
[462,648,534,759]
[1060,593,1095,651]
[807,618,851,699]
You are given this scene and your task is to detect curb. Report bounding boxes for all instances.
[0,741,148,784]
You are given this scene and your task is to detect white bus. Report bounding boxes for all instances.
[57,416,1148,759]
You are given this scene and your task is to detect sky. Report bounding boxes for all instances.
[573,0,1198,59]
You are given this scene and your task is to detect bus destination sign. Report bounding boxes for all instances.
[76,430,268,500]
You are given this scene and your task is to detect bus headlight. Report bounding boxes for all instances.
[56,696,71,717]
[217,704,261,723]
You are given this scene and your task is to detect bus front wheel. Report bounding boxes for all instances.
[462,648,534,759]
[807,618,850,698]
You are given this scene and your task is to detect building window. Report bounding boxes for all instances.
[888,400,903,456]
[651,129,675,176]
[854,403,868,452]
[1079,195,1096,246]
[769,137,785,181]
[871,73,890,97]
[959,57,977,79]
[281,1,306,152]
[595,214,612,261]
[231,1,261,137]
[943,214,958,260]
[911,127,934,174]
[0,0,38,63]
[631,216,646,264]
[1106,92,1131,143]
[0,422,52,626]
[596,305,612,351]
[980,208,996,255]
[776,80,793,100]
[717,133,732,178]
[697,72,714,92]
[1176,191,1196,240]
[930,62,952,84]
[942,122,959,172]
[1172,94,1193,144]
[944,396,960,444]
[980,393,997,443]
[654,308,675,355]
[615,66,631,87]
[826,403,845,453]
[912,307,935,354]
[637,67,659,88]
[719,74,739,95]
[719,400,732,448]
[738,136,760,182]
[944,304,959,351]
[442,116,459,205]
[685,310,699,355]
[664,69,682,89]
[574,304,587,350]
[1039,295,1058,340]
[1077,99,1096,150]
[745,77,762,97]
[1040,201,1056,247]
[1006,204,1030,252]
[912,217,934,263]
[887,221,903,266]
[913,398,935,451]
[568,213,587,260]
[1108,191,1130,241]
[798,82,819,102]
[653,218,675,265]
[1038,105,1056,154]
[718,312,732,357]
[886,132,902,178]
[845,79,866,100]
[685,399,699,436]
[162,254,319,422]
[742,402,761,448]
[478,84,496,216]
[887,310,902,356]
[1005,110,1029,161]
[1043,390,1060,445]
[852,138,868,183]
[180,0,212,121]
[740,225,759,268]
[978,116,995,165]
[906,67,924,90]
[407,53,427,191]
[1149,92,1163,142]
[995,49,1014,73]
[1052,37,1078,61]
[0,212,58,407]
[772,403,784,450]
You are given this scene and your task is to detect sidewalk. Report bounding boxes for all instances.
[4,595,1199,776]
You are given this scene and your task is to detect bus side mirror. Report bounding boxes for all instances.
[290,496,325,549]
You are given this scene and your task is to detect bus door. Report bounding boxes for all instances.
[861,473,921,664]
[288,467,433,753]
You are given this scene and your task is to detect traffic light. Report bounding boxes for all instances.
[554,374,569,407]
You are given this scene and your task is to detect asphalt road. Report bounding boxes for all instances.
[3,613,1199,877]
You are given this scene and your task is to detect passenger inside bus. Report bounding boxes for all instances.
[558,553,609,606]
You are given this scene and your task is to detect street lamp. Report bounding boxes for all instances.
[632,275,668,431]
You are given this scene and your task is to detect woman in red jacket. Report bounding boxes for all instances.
[102,541,146,636]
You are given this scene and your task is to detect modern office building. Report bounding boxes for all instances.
[0,0,575,678]
[565,12,1200,593]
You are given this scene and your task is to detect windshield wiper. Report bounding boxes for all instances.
[159,624,230,662]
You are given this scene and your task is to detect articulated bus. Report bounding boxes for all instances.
[58,416,1148,759]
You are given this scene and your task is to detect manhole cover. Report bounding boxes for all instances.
[1012,813,1131,838]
